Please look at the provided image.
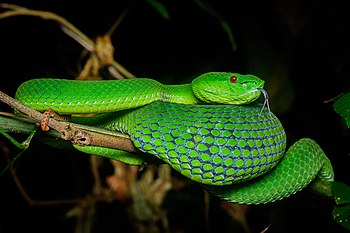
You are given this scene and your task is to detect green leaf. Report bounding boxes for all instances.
[333,91,350,127]
[192,0,237,51]
[332,181,350,205]
[219,20,237,51]
[146,0,170,20]
[332,182,350,230]
[333,205,350,230]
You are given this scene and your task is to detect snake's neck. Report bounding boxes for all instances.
[163,84,200,104]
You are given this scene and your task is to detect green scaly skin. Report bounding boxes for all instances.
[15,72,334,204]
[15,72,263,114]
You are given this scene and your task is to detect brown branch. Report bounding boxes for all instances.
[0,90,137,153]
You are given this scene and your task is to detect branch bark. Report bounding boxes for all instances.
[0,90,137,153]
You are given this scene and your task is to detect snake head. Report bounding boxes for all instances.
[192,72,265,105]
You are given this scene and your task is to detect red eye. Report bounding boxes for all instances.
[230,75,238,83]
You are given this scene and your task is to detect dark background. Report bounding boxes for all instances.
[0,0,349,232]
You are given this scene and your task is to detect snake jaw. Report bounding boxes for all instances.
[194,87,264,105]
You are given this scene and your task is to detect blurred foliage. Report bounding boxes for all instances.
[147,0,236,50]
[332,182,350,230]
[146,0,171,20]
[332,93,350,230]
[334,92,350,128]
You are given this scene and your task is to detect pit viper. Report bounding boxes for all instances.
[15,72,334,204]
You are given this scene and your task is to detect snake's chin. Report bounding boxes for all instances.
[196,88,262,105]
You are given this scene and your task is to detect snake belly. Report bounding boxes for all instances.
[99,101,287,186]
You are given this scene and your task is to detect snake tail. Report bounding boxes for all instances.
[73,145,145,166]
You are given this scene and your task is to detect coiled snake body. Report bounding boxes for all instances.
[15,72,334,204]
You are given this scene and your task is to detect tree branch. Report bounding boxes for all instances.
[0,90,137,153]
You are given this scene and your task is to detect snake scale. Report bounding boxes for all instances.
[15,72,334,204]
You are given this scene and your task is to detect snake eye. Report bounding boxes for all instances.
[230,75,238,83]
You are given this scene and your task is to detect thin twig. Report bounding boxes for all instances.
[0,3,94,50]
[107,6,130,35]
[0,3,135,78]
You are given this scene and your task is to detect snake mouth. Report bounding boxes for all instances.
[196,86,270,106]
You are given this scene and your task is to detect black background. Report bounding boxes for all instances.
[0,0,349,232]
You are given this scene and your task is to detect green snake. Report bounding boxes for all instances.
[15,72,334,204]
